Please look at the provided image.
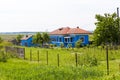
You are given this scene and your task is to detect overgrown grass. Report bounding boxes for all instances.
[0,59,104,80]
[1,47,120,80]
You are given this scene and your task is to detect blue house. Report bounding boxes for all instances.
[21,35,33,47]
[50,27,91,47]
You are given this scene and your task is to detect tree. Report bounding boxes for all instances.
[16,34,23,45]
[42,32,50,44]
[33,32,43,47]
[33,32,50,47]
[0,37,3,43]
[94,13,120,46]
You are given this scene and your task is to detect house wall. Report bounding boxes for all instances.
[50,34,89,47]
[21,37,33,47]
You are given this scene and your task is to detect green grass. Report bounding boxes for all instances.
[0,59,104,80]
[0,34,17,41]
[1,47,120,80]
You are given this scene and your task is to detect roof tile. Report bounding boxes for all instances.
[50,27,91,35]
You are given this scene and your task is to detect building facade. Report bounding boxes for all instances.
[50,27,91,47]
[21,35,33,47]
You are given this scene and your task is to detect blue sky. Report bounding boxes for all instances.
[0,0,119,32]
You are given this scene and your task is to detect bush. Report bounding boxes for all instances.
[75,40,82,48]
[78,53,98,66]
[0,51,7,62]
[67,44,72,48]
[60,43,64,48]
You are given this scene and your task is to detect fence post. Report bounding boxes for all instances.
[23,48,25,60]
[119,63,120,72]
[5,47,7,56]
[38,50,39,62]
[57,54,60,67]
[106,46,109,75]
[30,49,32,61]
[75,53,78,67]
[46,51,48,65]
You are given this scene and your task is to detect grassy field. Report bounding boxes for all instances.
[0,34,17,41]
[0,47,120,80]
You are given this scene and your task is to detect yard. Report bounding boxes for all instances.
[0,47,120,80]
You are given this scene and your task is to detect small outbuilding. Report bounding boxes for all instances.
[21,35,33,47]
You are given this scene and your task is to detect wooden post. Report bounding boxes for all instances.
[57,54,60,67]
[37,50,39,62]
[106,46,109,75]
[30,49,32,61]
[5,47,7,56]
[119,63,120,72]
[23,48,25,60]
[46,51,48,65]
[75,53,78,67]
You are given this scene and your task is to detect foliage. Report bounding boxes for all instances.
[67,44,72,48]
[33,32,43,46]
[0,36,3,43]
[94,13,120,46]
[0,51,7,62]
[60,43,64,48]
[75,40,82,48]
[33,32,50,47]
[42,32,50,44]
[16,34,23,44]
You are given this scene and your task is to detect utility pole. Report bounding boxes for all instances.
[117,7,120,44]
[117,7,119,30]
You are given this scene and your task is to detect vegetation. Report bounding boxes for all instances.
[75,40,82,48]
[0,37,3,43]
[33,32,50,47]
[16,34,23,45]
[0,47,120,79]
[94,13,120,46]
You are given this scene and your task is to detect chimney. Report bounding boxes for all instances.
[77,26,79,28]
[26,35,28,37]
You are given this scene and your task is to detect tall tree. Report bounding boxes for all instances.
[42,32,50,44]
[33,32,43,46]
[16,34,23,45]
[0,37,3,43]
[33,32,50,47]
[94,13,120,46]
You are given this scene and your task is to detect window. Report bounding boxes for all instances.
[65,38,67,42]
[51,38,56,42]
[70,37,73,42]
[80,37,84,42]
[59,38,62,42]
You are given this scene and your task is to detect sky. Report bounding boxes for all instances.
[0,0,119,32]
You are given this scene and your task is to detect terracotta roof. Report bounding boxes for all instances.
[50,27,70,35]
[21,35,32,40]
[67,27,91,34]
[50,27,91,35]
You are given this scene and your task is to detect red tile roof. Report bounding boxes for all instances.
[50,27,91,35]
[50,27,70,35]
[21,35,32,40]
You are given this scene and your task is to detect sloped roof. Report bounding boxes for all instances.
[50,27,91,35]
[50,27,70,35]
[67,27,91,34]
[21,35,32,40]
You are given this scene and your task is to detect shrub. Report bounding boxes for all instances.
[0,51,7,62]
[75,40,82,48]
[67,44,72,48]
[60,43,64,48]
[78,53,98,66]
